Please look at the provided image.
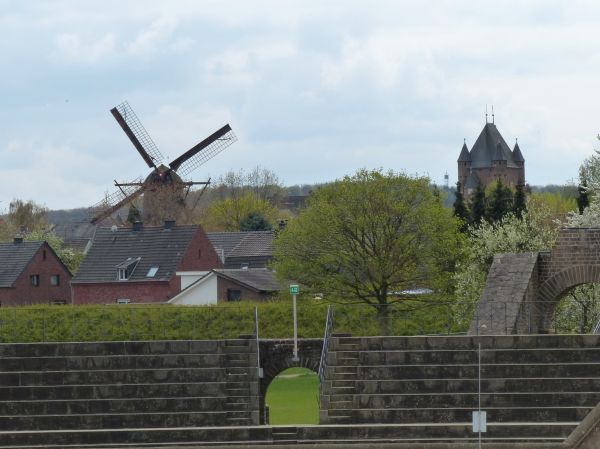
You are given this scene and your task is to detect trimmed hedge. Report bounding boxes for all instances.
[0,300,458,343]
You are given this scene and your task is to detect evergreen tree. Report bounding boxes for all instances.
[453,182,469,227]
[470,183,486,225]
[577,178,590,214]
[239,212,273,231]
[513,178,527,218]
[487,180,514,222]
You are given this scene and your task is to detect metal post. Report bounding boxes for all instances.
[478,342,482,449]
[292,293,299,361]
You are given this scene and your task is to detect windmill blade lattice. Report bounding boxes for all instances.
[89,177,146,224]
[112,101,164,168]
[168,124,237,178]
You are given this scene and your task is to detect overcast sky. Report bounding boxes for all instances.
[1,0,599,210]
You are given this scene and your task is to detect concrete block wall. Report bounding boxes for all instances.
[321,334,600,441]
[0,339,260,441]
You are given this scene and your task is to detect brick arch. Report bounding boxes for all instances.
[538,265,600,304]
[472,228,600,335]
[258,339,323,424]
[536,265,600,331]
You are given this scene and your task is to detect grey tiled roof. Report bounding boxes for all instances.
[214,268,281,292]
[469,123,519,169]
[0,241,44,288]
[207,231,274,259]
[72,225,200,284]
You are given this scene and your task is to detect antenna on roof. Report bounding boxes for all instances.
[485,105,488,123]
[492,105,495,124]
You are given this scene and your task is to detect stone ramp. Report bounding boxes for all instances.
[0,339,260,443]
[320,334,600,441]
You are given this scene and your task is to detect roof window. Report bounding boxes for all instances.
[116,257,140,281]
[146,266,159,278]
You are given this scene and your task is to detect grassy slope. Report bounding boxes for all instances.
[265,367,319,425]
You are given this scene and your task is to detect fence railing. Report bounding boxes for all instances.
[317,305,334,404]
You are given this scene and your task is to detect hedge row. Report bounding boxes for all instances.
[0,301,459,343]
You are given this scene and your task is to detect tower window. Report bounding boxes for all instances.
[50,275,60,286]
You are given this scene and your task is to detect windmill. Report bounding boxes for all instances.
[90,101,237,225]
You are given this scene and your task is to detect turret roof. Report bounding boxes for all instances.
[469,123,519,169]
[513,141,525,162]
[458,142,471,162]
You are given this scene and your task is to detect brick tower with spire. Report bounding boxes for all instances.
[457,119,525,199]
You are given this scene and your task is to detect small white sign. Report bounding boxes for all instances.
[472,411,487,432]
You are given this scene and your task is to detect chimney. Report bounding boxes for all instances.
[13,236,23,244]
[132,221,143,232]
[164,219,176,230]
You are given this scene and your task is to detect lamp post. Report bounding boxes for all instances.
[290,284,300,361]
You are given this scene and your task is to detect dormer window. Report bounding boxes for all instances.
[116,257,140,281]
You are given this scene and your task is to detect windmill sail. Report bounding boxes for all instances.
[89,178,146,224]
[168,124,237,177]
[111,101,164,168]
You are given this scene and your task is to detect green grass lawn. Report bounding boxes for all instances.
[265,367,319,425]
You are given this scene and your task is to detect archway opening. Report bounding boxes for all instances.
[264,367,319,425]
[553,283,600,333]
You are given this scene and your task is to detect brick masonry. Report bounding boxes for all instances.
[0,243,72,306]
[471,228,600,334]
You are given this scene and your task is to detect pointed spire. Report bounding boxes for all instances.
[513,138,524,162]
[491,105,495,124]
[492,140,506,161]
[458,139,471,162]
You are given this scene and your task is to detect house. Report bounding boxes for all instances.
[71,221,222,304]
[169,268,281,305]
[458,119,525,198]
[0,238,72,306]
[207,231,274,269]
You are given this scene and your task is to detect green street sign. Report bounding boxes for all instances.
[290,284,299,295]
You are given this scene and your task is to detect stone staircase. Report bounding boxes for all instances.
[0,339,259,447]
[320,334,600,442]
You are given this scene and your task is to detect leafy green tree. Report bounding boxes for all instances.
[240,212,273,231]
[577,175,590,215]
[453,182,469,227]
[273,169,465,334]
[200,192,278,231]
[486,180,513,222]
[469,183,486,225]
[513,178,527,218]
[8,199,48,233]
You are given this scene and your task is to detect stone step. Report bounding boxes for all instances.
[0,340,231,358]
[355,363,600,379]
[345,335,600,351]
[332,380,355,388]
[0,423,575,447]
[356,391,600,409]
[346,407,592,424]
[355,377,600,394]
[0,368,231,386]
[0,381,244,401]
[359,348,600,365]
[0,353,245,372]
[0,410,252,431]
[0,396,241,415]
[328,400,353,409]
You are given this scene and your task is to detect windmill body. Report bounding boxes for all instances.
[90,101,237,225]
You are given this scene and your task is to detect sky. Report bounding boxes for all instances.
[1,0,600,210]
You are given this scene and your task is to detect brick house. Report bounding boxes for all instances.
[207,231,274,269]
[71,222,222,304]
[0,238,72,306]
[169,268,281,305]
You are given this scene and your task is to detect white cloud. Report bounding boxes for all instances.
[54,32,117,64]
[127,16,178,58]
